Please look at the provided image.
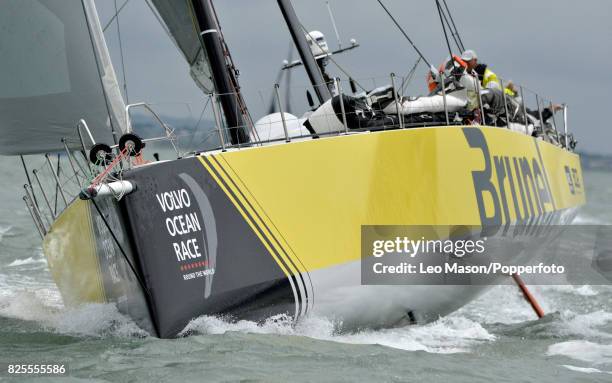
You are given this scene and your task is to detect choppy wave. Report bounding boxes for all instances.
[573,214,609,225]
[561,365,612,374]
[7,256,47,267]
[181,314,494,354]
[0,225,11,242]
[3,282,607,355]
[548,340,612,365]
[538,284,599,297]
[0,291,146,338]
[491,310,612,341]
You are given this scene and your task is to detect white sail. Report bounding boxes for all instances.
[149,0,215,93]
[0,0,126,155]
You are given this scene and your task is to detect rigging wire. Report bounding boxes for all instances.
[209,2,257,135]
[435,0,454,60]
[399,56,422,95]
[442,0,465,51]
[90,198,153,302]
[325,0,343,49]
[114,0,129,104]
[437,1,462,53]
[103,0,130,32]
[375,0,432,68]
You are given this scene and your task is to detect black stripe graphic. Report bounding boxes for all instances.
[208,155,312,315]
[215,155,315,312]
[201,155,304,318]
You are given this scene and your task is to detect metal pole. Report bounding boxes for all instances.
[75,123,97,177]
[274,84,291,142]
[23,196,45,239]
[191,0,250,145]
[520,86,528,129]
[563,104,569,148]
[336,78,349,133]
[440,72,450,126]
[45,154,68,206]
[390,73,404,129]
[277,0,332,103]
[66,140,93,180]
[32,169,56,220]
[62,138,85,184]
[549,101,559,132]
[210,93,226,150]
[76,124,88,154]
[475,74,486,125]
[24,184,49,228]
[78,119,96,146]
[19,155,38,207]
[500,78,510,128]
[535,94,545,133]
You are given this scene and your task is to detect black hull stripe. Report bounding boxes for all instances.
[201,155,303,318]
[208,155,311,315]
[217,155,316,311]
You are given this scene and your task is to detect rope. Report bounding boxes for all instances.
[90,148,128,188]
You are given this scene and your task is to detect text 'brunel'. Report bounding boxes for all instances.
[463,128,556,229]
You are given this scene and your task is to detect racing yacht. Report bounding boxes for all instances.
[0,0,584,337]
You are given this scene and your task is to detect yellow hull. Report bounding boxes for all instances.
[42,126,585,336]
[208,126,584,274]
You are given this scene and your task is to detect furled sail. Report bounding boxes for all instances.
[0,0,126,155]
[149,0,215,93]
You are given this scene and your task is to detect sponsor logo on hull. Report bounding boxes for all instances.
[463,128,582,230]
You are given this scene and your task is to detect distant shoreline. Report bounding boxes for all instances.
[579,151,612,172]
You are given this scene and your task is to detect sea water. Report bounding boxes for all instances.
[1,155,611,382]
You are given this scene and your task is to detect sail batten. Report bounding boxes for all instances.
[0,0,126,155]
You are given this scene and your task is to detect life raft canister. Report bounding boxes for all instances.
[427,54,467,92]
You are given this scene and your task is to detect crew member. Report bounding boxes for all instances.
[461,49,514,97]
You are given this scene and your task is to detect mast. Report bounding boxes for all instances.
[190,0,249,145]
[277,0,332,104]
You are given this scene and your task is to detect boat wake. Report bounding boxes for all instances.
[0,277,610,365]
[7,256,47,267]
[573,213,609,225]
[548,340,612,366]
[560,364,612,375]
[0,291,146,338]
[181,314,495,354]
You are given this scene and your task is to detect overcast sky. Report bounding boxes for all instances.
[96,0,612,154]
